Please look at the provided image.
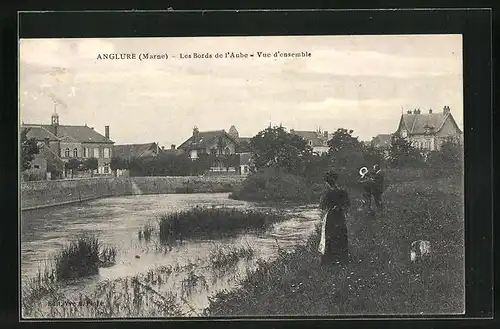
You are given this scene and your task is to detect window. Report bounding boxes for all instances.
[65,148,70,158]
[83,148,87,158]
[224,147,230,155]
[210,148,217,155]
[103,148,110,158]
[104,164,110,174]
[73,148,78,157]
[94,148,100,158]
[34,165,40,169]
[401,130,407,138]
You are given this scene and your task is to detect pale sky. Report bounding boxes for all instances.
[19,35,463,146]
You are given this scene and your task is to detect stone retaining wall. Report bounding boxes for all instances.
[21,176,244,210]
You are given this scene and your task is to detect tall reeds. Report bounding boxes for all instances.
[158,207,287,242]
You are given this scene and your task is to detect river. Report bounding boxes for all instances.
[21,193,320,317]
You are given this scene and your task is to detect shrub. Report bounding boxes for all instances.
[158,207,287,242]
[231,168,315,202]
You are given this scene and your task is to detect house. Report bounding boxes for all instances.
[290,129,331,155]
[228,125,252,153]
[395,106,463,151]
[178,127,239,159]
[161,144,184,156]
[371,134,393,148]
[113,142,160,159]
[22,111,114,177]
[178,126,251,174]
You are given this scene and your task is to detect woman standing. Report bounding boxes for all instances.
[318,170,351,265]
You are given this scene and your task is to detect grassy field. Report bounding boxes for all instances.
[205,174,464,316]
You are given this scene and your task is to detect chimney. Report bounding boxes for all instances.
[429,109,433,114]
[193,127,199,143]
[105,125,110,139]
[443,105,451,115]
[171,144,176,150]
[407,110,412,114]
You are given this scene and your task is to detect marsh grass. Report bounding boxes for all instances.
[54,236,118,280]
[138,224,154,242]
[205,174,465,316]
[22,235,118,316]
[158,207,288,242]
[181,270,208,298]
[24,275,186,318]
[208,243,255,270]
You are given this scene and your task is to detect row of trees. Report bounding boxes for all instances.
[109,153,242,177]
[64,158,99,178]
[248,125,463,185]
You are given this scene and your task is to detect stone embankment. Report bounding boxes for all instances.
[21,176,245,211]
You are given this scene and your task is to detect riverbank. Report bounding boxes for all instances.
[21,176,244,211]
[205,176,465,315]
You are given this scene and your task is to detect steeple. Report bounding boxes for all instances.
[51,103,59,136]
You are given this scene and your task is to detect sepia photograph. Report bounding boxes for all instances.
[19,34,465,318]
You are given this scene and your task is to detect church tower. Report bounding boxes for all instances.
[51,104,60,137]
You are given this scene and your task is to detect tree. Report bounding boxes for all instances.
[426,138,463,175]
[250,125,312,174]
[65,158,82,179]
[83,157,99,177]
[326,128,365,186]
[387,135,424,168]
[110,156,129,177]
[20,128,39,171]
[327,128,365,167]
[362,144,387,168]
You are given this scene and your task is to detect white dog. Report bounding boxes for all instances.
[410,240,431,262]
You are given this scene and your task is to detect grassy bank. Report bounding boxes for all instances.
[158,207,288,242]
[205,175,464,315]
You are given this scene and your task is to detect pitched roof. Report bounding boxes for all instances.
[399,113,460,135]
[228,125,239,138]
[371,134,392,147]
[113,143,158,159]
[23,124,114,144]
[291,130,327,147]
[178,130,238,150]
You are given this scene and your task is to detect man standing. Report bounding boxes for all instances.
[370,164,384,212]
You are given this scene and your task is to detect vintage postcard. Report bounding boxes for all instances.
[19,35,465,319]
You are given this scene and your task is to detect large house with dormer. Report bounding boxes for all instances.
[22,111,114,178]
[394,106,463,151]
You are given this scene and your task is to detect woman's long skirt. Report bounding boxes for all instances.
[319,209,348,265]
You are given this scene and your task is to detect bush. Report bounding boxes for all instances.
[158,207,288,242]
[231,168,316,202]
